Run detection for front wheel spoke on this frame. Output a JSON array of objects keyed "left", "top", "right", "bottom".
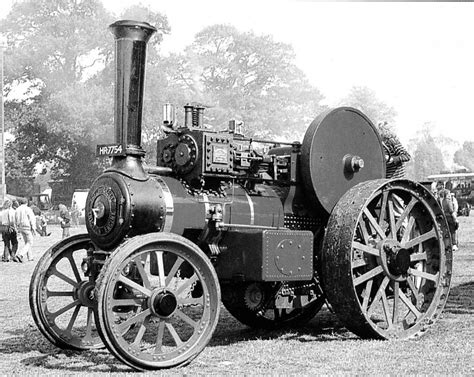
[
  {"left": 66, "top": 254, "right": 82, "bottom": 283},
  {"left": 398, "top": 288, "right": 422, "bottom": 319},
  {"left": 110, "top": 297, "right": 144, "bottom": 308},
  {"left": 154, "top": 320, "right": 165, "bottom": 354},
  {"left": 66, "top": 305, "right": 81, "bottom": 333},
  {"left": 363, "top": 208, "right": 386, "bottom": 239},
  {"left": 117, "top": 275, "right": 152, "bottom": 297},
  {"left": 51, "top": 268, "right": 79, "bottom": 288},
  {"left": 353, "top": 241, "right": 380, "bottom": 257},
  {"left": 155, "top": 251, "right": 166, "bottom": 288},
  {"left": 83, "top": 307, "right": 94, "bottom": 341},
  {"left": 174, "top": 308, "right": 199, "bottom": 329},
  {"left": 132, "top": 317, "right": 149, "bottom": 347},
  {"left": 353, "top": 265, "right": 384, "bottom": 286},
  {"left": 165, "top": 257, "right": 184, "bottom": 286},
  {"left": 165, "top": 322, "right": 184, "bottom": 347},
  {"left": 117, "top": 309, "right": 151, "bottom": 334},
  {"left": 180, "top": 296, "right": 204, "bottom": 307},
  {"left": 133, "top": 256, "right": 151, "bottom": 290},
  {"left": 408, "top": 268, "right": 438, "bottom": 282},
  {"left": 176, "top": 274, "right": 198, "bottom": 297},
  {"left": 403, "top": 229, "right": 436, "bottom": 249},
  {"left": 51, "top": 299, "right": 80, "bottom": 319},
  {"left": 46, "top": 290, "right": 74, "bottom": 298}
]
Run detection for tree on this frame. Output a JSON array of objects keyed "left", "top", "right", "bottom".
[
  {"left": 409, "top": 124, "right": 446, "bottom": 180},
  {"left": 0, "top": 0, "right": 113, "bottom": 92},
  {"left": 339, "top": 86, "right": 397, "bottom": 128},
  {"left": 453, "top": 141, "right": 474, "bottom": 171},
  {"left": 163, "top": 25, "right": 325, "bottom": 140},
  {"left": 0, "top": 1, "right": 170, "bottom": 196}
]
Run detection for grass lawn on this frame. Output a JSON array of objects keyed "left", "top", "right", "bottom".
[{"left": 0, "top": 219, "right": 473, "bottom": 375}]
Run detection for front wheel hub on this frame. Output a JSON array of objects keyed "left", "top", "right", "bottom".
[{"left": 150, "top": 290, "right": 178, "bottom": 318}]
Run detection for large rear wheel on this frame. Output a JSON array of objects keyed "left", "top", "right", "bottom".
[{"left": 322, "top": 179, "right": 452, "bottom": 339}]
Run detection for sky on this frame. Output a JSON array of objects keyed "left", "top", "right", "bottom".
[{"left": 1, "top": 0, "right": 474, "bottom": 146}]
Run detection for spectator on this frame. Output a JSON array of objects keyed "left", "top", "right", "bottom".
[
  {"left": 71, "top": 200, "right": 79, "bottom": 226},
  {"left": 36, "top": 212, "right": 50, "bottom": 236},
  {"left": 28, "top": 198, "right": 41, "bottom": 216},
  {"left": 58, "top": 203, "right": 71, "bottom": 239},
  {"left": 439, "top": 189, "right": 458, "bottom": 251},
  {"left": 1, "top": 199, "right": 18, "bottom": 262},
  {"left": 451, "top": 193, "right": 459, "bottom": 215},
  {"left": 377, "top": 121, "right": 411, "bottom": 179},
  {"left": 15, "top": 197, "right": 36, "bottom": 262}
]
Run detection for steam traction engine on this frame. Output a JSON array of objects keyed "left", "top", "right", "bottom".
[{"left": 29, "top": 20, "right": 453, "bottom": 371}]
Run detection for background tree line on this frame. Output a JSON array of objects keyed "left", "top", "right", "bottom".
[{"left": 1, "top": 0, "right": 472, "bottom": 201}]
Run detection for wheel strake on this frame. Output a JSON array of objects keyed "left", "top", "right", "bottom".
[{"left": 321, "top": 179, "right": 452, "bottom": 339}]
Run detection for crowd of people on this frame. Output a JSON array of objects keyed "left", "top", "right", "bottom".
[{"left": 1, "top": 198, "right": 74, "bottom": 263}]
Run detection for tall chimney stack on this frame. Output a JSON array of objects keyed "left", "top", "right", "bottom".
[{"left": 109, "top": 20, "right": 156, "bottom": 157}]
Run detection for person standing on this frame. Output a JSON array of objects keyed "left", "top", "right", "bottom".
[
  {"left": 440, "top": 189, "right": 459, "bottom": 251},
  {"left": 58, "top": 203, "right": 71, "bottom": 239},
  {"left": 71, "top": 200, "right": 79, "bottom": 227},
  {"left": 1, "top": 199, "right": 18, "bottom": 262},
  {"left": 15, "top": 197, "right": 36, "bottom": 262}
]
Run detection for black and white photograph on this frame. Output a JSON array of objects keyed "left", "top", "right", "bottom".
[{"left": 0, "top": 0, "right": 472, "bottom": 374}]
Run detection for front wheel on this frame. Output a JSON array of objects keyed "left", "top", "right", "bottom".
[
  {"left": 94, "top": 233, "right": 220, "bottom": 371},
  {"left": 29, "top": 234, "right": 103, "bottom": 350}
]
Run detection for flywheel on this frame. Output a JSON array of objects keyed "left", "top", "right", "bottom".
[
  {"left": 301, "top": 107, "right": 385, "bottom": 216},
  {"left": 321, "top": 179, "right": 452, "bottom": 339}
]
